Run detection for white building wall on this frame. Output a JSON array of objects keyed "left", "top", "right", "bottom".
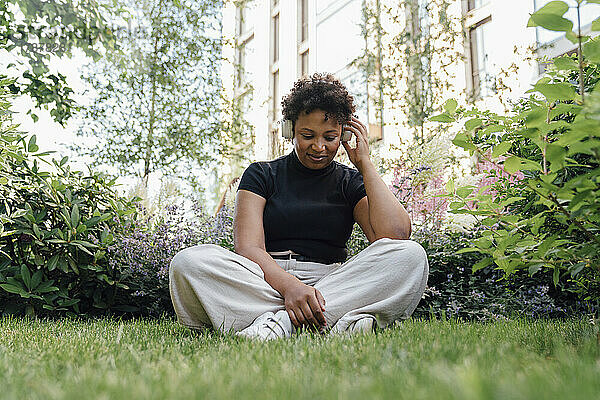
[
  {"left": 223, "top": 0, "right": 599, "bottom": 163},
  {"left": 249, "top": 1, "right": 271, "bottom": 160},
  {"left": 315, "top": 0, "right": 363, "bottom": 75}
]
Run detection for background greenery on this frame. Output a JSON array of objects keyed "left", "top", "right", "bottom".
[
  {"left": 431, "top": 0, "right": 600, "bottom": 304},
  {"left": 1, "top": 0, "right": 599, "bottom": 320}
]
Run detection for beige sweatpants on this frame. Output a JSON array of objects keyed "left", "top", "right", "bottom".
[{"left": 169, "top": 238, "right": 429, "bottom": 333}]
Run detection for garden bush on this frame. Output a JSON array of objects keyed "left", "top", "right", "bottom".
[
  {"left": 413, "top": 230, "right": 593, "bottom": 320},
  {"left": 350, "top": 225, "right": 591, "bottom": 320},
  {"left": 0, "top": 75, "right": 140, "bottom": 316},
  {"left": 428, "top": 2, "right": 600, "bottom": 306},
  {"left": 107, "top": 202, "right": 235, "bottom": 317},
  {"left": 106, "top": 200, "right": 591, "bottom": 319}
]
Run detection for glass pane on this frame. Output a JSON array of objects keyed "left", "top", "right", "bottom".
[
  {"left": 418, "top": 0, "right": 430, "bottom": 34},
  {"left": 470, "top": 20, "right": 493, "bottom": 97},
  {"left": 315, "top": 0, "right": 362, "bottom": 73},
  {"left": 317, "top": 0, "right": 338, "bottom": 13},
  {"left": 272, "top": 70, "right": 279, "bottom": 118},
  {"left": 468, "top": 0, "right": 491, "bottom": 11},
  {"left": 237, "top": 37, "right": 255, "bottom": 88},
  {"left": 301, "top": 50, "right": 309, "bottom": 76},
  {"left": 300, "top": 0, "right": 308, "bottom": 42},
  {"left": 273, "top": 14, "right": 279, "bottom": 63}
]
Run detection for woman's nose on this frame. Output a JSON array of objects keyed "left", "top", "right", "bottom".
[{"left": 312, "top": 139, "right": 326, "bottom": 151}]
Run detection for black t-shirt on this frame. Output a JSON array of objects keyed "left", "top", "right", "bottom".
[{"left": 237, "top": 151, "right": 367, "bottom": 263}]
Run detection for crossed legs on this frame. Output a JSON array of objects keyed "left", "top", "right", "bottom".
[{"left": 168, "top": 238, "right": 429, "bottom": 334}]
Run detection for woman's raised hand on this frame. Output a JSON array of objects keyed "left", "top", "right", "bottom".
[
  {"left": 281, "top": 278, "right": 327, "bottom": 330},
  {"left": 342, "top": 116, "right": 371, "bottom": 172}
]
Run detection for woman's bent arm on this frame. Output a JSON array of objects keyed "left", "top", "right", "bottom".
[
  {"left": 354, "top": 163, "right": 411, "bottom": 241},
  {"left": 233, "top": 190, "right": 296, "bottom": 294},
  {"left": 344, "top": 116, "right": 411, "bottom": 241},
  {"left": 233, "top": 190, "right": 326, "bottom": 328}
]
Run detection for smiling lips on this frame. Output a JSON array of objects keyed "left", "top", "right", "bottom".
[{"left": 308, "top": 154, "right": 328, "bottom": 162}]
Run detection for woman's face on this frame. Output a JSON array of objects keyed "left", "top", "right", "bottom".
[{"left": 293, "top": 109, "right": 342, "bottom": 169}]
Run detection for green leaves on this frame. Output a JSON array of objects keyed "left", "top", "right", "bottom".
[
  {"left": 503, "top": 156, "right": 541, "bottom": 173},
  {"left": 492, "top": 142, "right": 512, "bottom": 158},
  {"left": 533, "top": 0, "right": 569, "bottom": 16},
  {"left": 21, "top": 265, "right": 31, "bottom": 290},
  {"left": 1, "top": 97, "right": 139, "bottom": 315},
  {"left": 429, "top": 113, "right": 455, "bottom": 123},
  {"left": 73, "top": 0, "right": 230, "bottom": 191},
  {"left": 71, "top": 204, "right": 80, "bottom": 228},
  {"left": 2, "top": 0, "right": 119, "bottom": 125},
  {"left": 553, "top": 56, "right": 579, "bottom": 71},
  {"left": 27, "top": 135, "right": 39, "bottom": 152},
  {"left": 532, "top": 82, "right": 577, "bottom": 102},
  {"left": 465, "top": 118, "right": 483, "bottom": 131},
  {"left": 527, "top": 1, "right": 573, "bottom": 32},
  {"left": 529, "top": 13, "right": 573, "bottom": 32},
  {"left": 546, "top": 144, "right": 567, "bottom": 171},
  {"left": 425, "top": 0, "right": 600, "bottom": 302},
  {"left": 46, "top": 255, "right": 60, "bottom": 272},
  {"left": 583, "top": 38, "right": 600, "bottom": 63},
  {"left": 452, "top": 132, "right": 477, "bottom": 152},
  {"left": 443, "top": 99, "right": 458, "bottom": 113}
]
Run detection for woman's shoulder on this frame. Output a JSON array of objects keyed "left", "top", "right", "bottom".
[
  {"left": 332, "top": 160, "right": 362, "bottom": 179},
  {"left": 246, "top": 153, "right": 289, "bottom": 172}
]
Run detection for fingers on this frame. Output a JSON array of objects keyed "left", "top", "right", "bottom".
[
  {"left": 307, "top": 292, "right": 327, "bottom": 327},
  {"left": 299, "top": 301, "right": 319, "bottom": 328},
  {"left": 287, "top": 308, "right": 300, "bottom": 328},
  {"left": 295, "top": 306, "right": 308, "bottom": 327},
  {"left": 342, "top": 140, "right": 352, "bottom": 153},
  {"left": 350, "top": 115, "right": 367, "bottom": 132},
  {"left": 346, "top": 116, "right": 369, "bottom": 142},
  {"left": 287, "top": 302, "right": 310, "bottom": 327},
  {"left": 283, "top": 282, "right": 327, "bottom": 330},
  {"left": 315, "top": 289, "right": 326, "bottom": 310},
  {"left": 287, "top": 301, "right": 326, "bottom": 329}
]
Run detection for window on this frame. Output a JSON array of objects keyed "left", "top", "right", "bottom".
[
  {"left": 469, "top": 17, "right": 493, "bottom": 98},
  {"left": 297, "top": 0, "right": 309, "bottom": 77},
  {"left": 237, "top": 6, "right": 246, "bottom": 36},
  {"left": 272, "top": 13, "right": 279, "bottom": 63},
  {"left": 299, "top": 0, "right": 308, "bottom": 43},
  {"left": 237, "top": 36, "right": 254, "bottom": 89},
  {"left": 270, "top": 2, "right": 281, "bottom": 124},
  {"left": 272, "top": 70, "right": 279, "bottom": 119},
  {"left": 467, "top": 0, "right": 490, "bottom": 11},
  {"left": 418, "top": 0, "right": 429, "bottom": 34},
  {"left": 235, "top": 2, "right": 254, "bottom": 91},
  {"left": 300, "top": 50, "right": 309, "bottom": 76}
]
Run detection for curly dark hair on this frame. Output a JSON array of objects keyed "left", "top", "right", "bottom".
[{"left": 281, "top": 72, "right": 355, "bottom": 126}]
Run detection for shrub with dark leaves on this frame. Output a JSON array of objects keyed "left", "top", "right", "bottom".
[
  {"left": 412, "top": 230, "right": 595, "bottom": 320},
  {"left": 110, "top": 205, "right": 595, "bottom": 319},
  {"left": 108, "top": 203, "right": 234, "bottom": 317},
  {"left": 351, "top": 225, "right": 594, "bottom": 320}
]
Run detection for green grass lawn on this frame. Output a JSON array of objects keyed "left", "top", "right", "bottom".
[{"left": 0, "top": 317, "right": 598, "bottom": 400}]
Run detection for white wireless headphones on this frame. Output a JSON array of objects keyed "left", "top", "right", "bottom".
[{"left": 280, "top": 119, "right": 352, "bottom": 141}]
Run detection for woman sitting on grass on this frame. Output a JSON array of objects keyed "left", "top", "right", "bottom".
[{"left": 169, "top": 72, "right": 429, "bottom": 340}]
